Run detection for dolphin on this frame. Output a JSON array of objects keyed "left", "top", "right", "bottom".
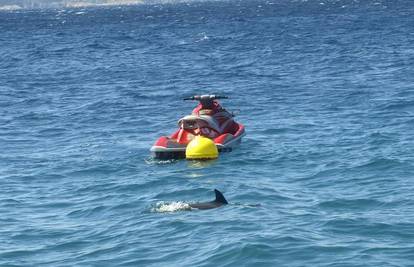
[{"left": 189, "top": 189, "right": 228, "bottom": 210}]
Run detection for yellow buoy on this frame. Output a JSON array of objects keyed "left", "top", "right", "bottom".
[{"left": 186, "top": 136, "right": 218, "bottom": 160}]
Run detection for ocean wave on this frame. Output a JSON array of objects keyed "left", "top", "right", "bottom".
[
  {"left": 351, "top": 157, "right": 404, "bottom": 171},
  {"left": 317, "top": 198, "right": 384, "bottom": 210},
  {"left": 379, "top": 99, "right": 414, "bottom": 112},
  {"left": 2, "top": 0, "right": 414, "bottom": 266}
]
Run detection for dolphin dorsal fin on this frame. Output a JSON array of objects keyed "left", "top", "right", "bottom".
[{"left": 214, "top": 189, "right": 228, "bottom": 204}]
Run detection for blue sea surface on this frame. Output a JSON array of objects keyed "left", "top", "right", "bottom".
[{"left": 1, "top": 0, "right": 414, "bottom": 266}]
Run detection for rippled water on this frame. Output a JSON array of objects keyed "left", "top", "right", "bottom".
[{"left": 1, "top": 0, "right": 414, "bottom": 266}]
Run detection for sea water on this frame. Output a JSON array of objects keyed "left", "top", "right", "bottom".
[{"left": 1, "top": 0, "right": 414, "bottom": 266}]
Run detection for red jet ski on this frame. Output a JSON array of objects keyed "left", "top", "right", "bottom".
[{"left": 150, "top": 95, "right": 245, "bottom": 159}]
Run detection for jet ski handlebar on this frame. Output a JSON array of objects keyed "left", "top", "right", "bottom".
[{"left": 183, "top": 95, "right": 228, "bottom": 101}]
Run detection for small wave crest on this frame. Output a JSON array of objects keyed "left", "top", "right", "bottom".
[
  {"left": 64, "top": 0, "right": 144, "bottom": 8},
  {"left": 0, "top": 5, "right": 22, "bottom": 11},
  {"left": 144, "top": 157, "right": 178, "bottom": 165},
  {"left": 151, "top": 201, "right": 191, "bottom": 213}
]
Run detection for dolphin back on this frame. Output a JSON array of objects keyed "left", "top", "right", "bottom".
[
  {"left": 214, "top": 189, "right": 228, "bottom": 204},
  {"left": 188, "top": 189, "right": 229, "bottom": 210}
]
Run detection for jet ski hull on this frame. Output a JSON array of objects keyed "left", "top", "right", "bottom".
[{"left": 151, "top": 124, "right": 245, "bottom": 160}]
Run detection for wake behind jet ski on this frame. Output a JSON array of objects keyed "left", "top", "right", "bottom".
[{"left": 150, "top": 95, "right": 245, "bottom": 160}]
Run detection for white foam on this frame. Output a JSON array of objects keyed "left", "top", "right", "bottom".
[
  {"left": 0, "top": 5, "right": 23, "bottom": 11},
  {"left": 64, "top": 0, "right": 144, "bottom": 8},
  {"left": 2, "top": 0, "right": 219, "bottom": 10},
  {"left": 152, "top": 201, "right": 192, "bottom": 213},
  {"left": 144, "top": 156, "right": 179, "bottom": 165}
]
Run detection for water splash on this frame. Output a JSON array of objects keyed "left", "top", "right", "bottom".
[{"left": 151, "top": 201, "right": 192, "bottom": 212}]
